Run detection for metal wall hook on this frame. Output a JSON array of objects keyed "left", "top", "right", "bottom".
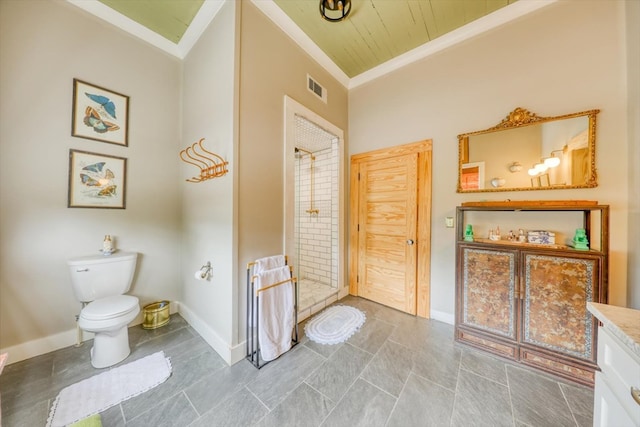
[{"left": 179, "top": 138, "right": 229, "bottom": 183}]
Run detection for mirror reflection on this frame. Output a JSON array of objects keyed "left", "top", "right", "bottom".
[{"left": 457, "top": 108, "right": 599, "bottom": 192}]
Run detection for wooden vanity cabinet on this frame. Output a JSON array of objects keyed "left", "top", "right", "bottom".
[{"left": 455, "top": 201, "right": 609, "bottom": 386}]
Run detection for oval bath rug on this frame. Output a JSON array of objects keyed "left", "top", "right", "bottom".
[{"left": 305, "top": 305, "right": 366, "bottom": 345}]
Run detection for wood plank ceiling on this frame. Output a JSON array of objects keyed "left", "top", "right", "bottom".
[
  {"left": 98, "top": 0, "right": 205, "bottom": 44},
  {"left": 275, "top": 0, "right": 517, "bottom": 78},
  {"left": 97, "top": 0, "right": 516, "bottom": 78}
]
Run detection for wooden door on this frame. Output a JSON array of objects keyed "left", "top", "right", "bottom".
[{"left": 349, "top": 140, "right": 432, "bottom": 317}]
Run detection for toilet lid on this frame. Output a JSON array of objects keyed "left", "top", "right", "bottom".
[{"left": 82, "top": 295, "right": 139, "bottom": 321}]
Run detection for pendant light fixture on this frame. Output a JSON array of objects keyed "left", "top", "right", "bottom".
[{"left": 320, "top": 0, "right": 351, "bottom": 22}]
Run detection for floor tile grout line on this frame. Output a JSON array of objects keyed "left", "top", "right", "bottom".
[
  {"left": 383, "top": 368, "right": 411, "bottom": 427},
  {"left": 449, "top": 347, "right": 464, "bottom": 427},
  {"left": 181, "top": 389, "right": 201, "bottom": 419},
  {"left": 505, "top": 362, "right": 518, "bottom": 427},
  {"left": 302, "top": 379, "right": 340, "bottom": 426},
  {"left": 358, "top": 375, "right": 400, "bottom": 403},
  {"left": 244, "top": 384, "right": 272, "bottom": 425},
  {"left": 117, "top": 404, "right": 126, "bottom": 425},
  {"left": 312, "top": 340, "right": 380, "bottom": 426},
  {"left": 558, "top": 381, "right": 581, "bottom": 427}
]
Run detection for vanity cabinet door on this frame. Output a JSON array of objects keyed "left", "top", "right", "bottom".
[
  {"left": 520, "top": 252, "right": 600, "bottom": 363},
  {"left": 457, "top": 246, "right": 518, "bottom": 341}
]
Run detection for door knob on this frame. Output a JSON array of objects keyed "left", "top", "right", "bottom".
[{"left": 407, "top": 239, "right": 414, "bottom": 245}]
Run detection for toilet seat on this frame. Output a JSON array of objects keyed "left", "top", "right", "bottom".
[{"left": 82, "top": 295, "right": 139, "bottom": 321}]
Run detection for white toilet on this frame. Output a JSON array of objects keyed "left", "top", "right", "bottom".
[{"left": 68, "top": 251, "right": 140, "bottom": 368}]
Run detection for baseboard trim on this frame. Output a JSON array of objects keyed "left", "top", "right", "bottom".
[
  {"left": 177, "top": 302, "right": 239, "bottom": 365},
  {"left": 0, "top": 300, "right": 180, "bottom": 365},
  {"left": 430, "top": 309, "right": 455, "bottom": 325},
  {"left": 0, "top": 327, "right": 94, "bottom": 365}
]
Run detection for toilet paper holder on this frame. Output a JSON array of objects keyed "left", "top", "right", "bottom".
[{"left": 197, "top": 261, "right": 212, "bottom": 280}]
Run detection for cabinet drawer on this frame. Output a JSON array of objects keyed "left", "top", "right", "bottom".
[
  {"left": 594, "top": 372, "right": 639, "bottom": 427},
  {"left": 520, "top": 347, "right": 595, "bottom": 386},
  {"left": 597, "top": 326, "right": 640, "bottom": 421}
]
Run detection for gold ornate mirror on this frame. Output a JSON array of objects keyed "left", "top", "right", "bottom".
[{"left": 457, "top": 108, "right": 599, "bottom": 193}]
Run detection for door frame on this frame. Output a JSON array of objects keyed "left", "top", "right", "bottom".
[
  {"left": 283, "top": 96, "right": 348, "bottom": 299},
  {"left": 349, "top": 140, "right": 432, "bottom": 318}
]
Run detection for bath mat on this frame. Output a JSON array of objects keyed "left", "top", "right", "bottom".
[
  {"left": 46, "top": 351, "right": 172, "bottom": 427},
  {"left": 305, "top": 305, "right": 366, "bottom": 345}
]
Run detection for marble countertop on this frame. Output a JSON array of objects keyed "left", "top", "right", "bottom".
[{"left": 587, "top": 302, "right": 640, "bottom": 358}]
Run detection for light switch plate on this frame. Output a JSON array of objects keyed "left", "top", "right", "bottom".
[{"left": 445, "top": 217, "right": 454, "bottom": 228}]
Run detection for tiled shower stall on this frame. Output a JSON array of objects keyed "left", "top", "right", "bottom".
[{"left": 293, "top": 115, "right": 339, "bottom": 319}]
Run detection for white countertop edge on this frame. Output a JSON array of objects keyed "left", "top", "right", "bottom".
[{"left": 588, "top": 302, "right": 640, "bottom": 358}]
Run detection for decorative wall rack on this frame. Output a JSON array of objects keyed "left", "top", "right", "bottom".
[{"left": 179, "top": 138, "right": 228, "bottom": 183}]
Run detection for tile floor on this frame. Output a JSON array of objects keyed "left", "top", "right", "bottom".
[{"left": 0, "top": 296, "right": 594, "bottom": 426}]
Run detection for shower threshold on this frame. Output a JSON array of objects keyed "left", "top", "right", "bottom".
[{"left": 298, "top": 279, "right": 338, "bottom": 322}]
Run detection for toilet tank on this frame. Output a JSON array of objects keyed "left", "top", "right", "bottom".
[{"left": 68, "top": 252, "right": 138, "bottom": 302}]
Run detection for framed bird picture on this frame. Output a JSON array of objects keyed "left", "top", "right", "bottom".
[
  {"left": 68, "top": 149, "right": 127, "bottom": 209},
  {"left": 71, "top": 79, "right": 129, "bottom": 146}
]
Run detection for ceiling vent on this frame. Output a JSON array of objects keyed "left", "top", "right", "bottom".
[{"left": 307, "top": 74, "right": 327, "bottom": 103}]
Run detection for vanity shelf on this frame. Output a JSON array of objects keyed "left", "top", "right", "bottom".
[{"left": 455, "top": 200, "right": 609, "bottom": 386}]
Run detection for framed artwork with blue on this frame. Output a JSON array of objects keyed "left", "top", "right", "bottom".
[
  {"left": 72, "top": 79, "right": 129, "bottom": 146},
  {"left": 68, "top": 149, "right": 127, "bottom": 209}
]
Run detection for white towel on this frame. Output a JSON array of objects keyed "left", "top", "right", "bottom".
[
  {"left": 256, "top": 266, "right": 294, "bottom": 362},
  {"left": 255, "top": 255, "right": 286, "bottom": 275},
  {"left": 250, "top": 255, "right": 286, "bottom": 327}
]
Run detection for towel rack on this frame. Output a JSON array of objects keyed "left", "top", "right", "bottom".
[
  {"left": 179, "top": 138, "right": 228, "bottom": 183},
  {"left": 246, "top": 260, "right": 299, "bottom": 369}
]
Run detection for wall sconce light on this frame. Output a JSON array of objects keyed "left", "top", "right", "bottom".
[
  {"left": 509, "top": 162, "right": 523, "bottom": 173},
  {"left": 529, "top": 160, "right": 550, "bottom": 174},
  {"left": 528, "top": 163, "right": 548, "bottom": 176},
  {"left": 491, "top": 177, "right": 506, "bottom": 188},
  {"left": 543, "top": 149, "right": 564, "bottom": 168},
  {"left": 319, "top": 0, "right": 351, "bottom": 22}
]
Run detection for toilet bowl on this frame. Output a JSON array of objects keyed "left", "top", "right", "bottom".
[
  {"left": 79, "top": 295, "right": 140, "bottom": 368},
  {"left": 68, "top": 252, "right": 139, "bottom": 368}
]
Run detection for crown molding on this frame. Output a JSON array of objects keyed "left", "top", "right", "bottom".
[
  {"left": 66, "top": 0, "right": 225, "bottom": 59},
  {"left": 178, "top": 1, "right": 225, "bottom": 58},
  {"left": 67, "top": 0, "right": 557, "bottom": 88}
]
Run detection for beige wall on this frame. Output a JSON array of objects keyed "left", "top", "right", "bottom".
[
  {"left": 180, "top": 1, "right": 239, "bottom": 360},
  {"left": 237, "top": 2, "right": 348, "bottom": 346},
  {"left": 0, "top": 0, "right": 182, "bottom": 359},
  {"left": 349, "top": 0, "right": 632, "bottom": 319},
  {"left": 626, "top": 0, "right": 640, "bottom": 309}
]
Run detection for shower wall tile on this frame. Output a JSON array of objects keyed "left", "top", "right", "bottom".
[{"left": 295, "top": 147, "right": 338, "bottom": 288}]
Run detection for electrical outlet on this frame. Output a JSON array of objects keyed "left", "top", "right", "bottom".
[{"left": 445, "top": 217, "right": 454, "bottom": 228}]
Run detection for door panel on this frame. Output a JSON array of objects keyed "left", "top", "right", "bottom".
[
  {"left": 357, "top": 153, "right": 418, "bottom": 314},
  {"left": 522, "top": 252, "right": 598, "bottom": 361}
]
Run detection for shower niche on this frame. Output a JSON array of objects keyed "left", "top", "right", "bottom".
[{"left": 284, "top": 98, "right": 344, "bottom": 320}]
